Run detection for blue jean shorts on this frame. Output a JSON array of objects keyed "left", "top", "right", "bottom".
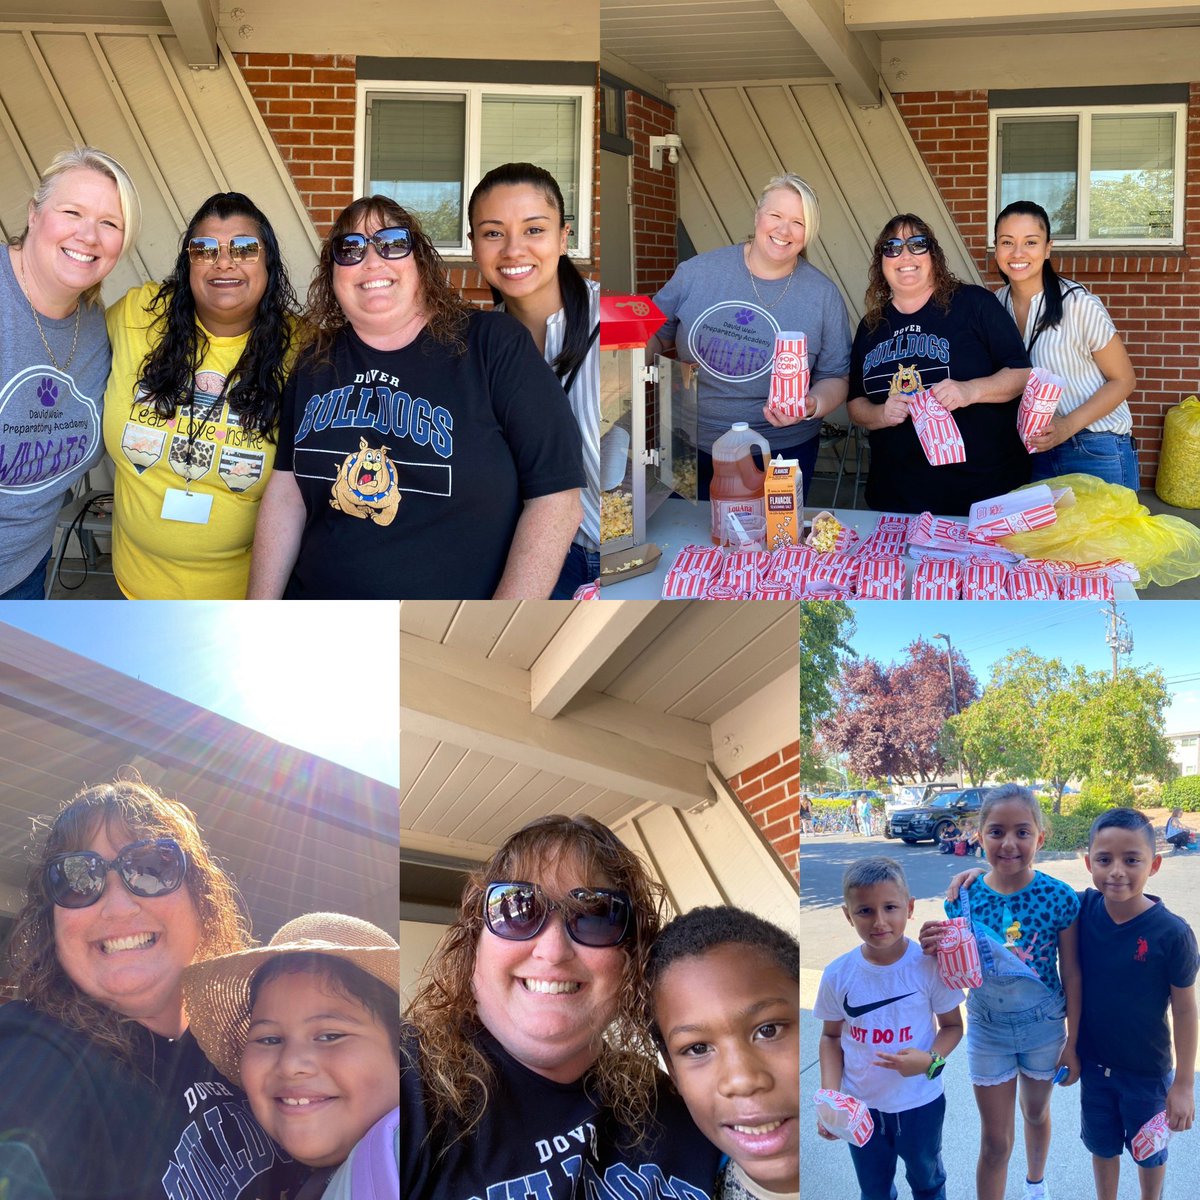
[
  {"left": 966, "top": 974, "right": 1067, "bottom": 1086},
  {"left": 1029, "top": 429, "right": 1139, "bottom": 490},
  {"left": 1080, "top": 1059, "right": 1173, "bottom": 1169}
]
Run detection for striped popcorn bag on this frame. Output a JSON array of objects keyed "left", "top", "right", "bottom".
[
  {"left": 814, "top": 1089, "right": 874, "bottom": 1146},
  {"left": 908, "top": 389, "right": 967, "bottom": 465},
  {"left": 1018, "top": 369, "right": 1065, "bottom": 452},
  {"left": 767, "top": 331, "right": 810, "bottom": 418},
  {"left": 936, "top": 917, "right": 983, "bottom": 988},
  {"left": 1132, "top": 1112, "right": 1173, "bottom": 1163}
]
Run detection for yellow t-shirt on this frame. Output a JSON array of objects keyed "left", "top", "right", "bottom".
[{"left": 103, "top": 282, "right": 290, "bottom": 599}]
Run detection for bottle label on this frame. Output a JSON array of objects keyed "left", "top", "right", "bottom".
[{"left": 711, "top": 497, "right": 764, "bottom": 543}]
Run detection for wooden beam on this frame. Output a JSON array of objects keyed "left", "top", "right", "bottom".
[
  {"left": 529, "top": 602, "right": 664, "bottom": 719},
  {"left": 848, "top": 0, "right": 1200, "bottom": 31},
  {"left": 161, "top": 0, "right": 215, "bottom": 66},
  {"left": 400, "top": 658, "right": 714, "bottom": 811},
  {"left": 776, "top": 0, "right": 881, "bottom": 108},
  {"left": 882, "top": 26, "right": 1200, "bottom": 90}
]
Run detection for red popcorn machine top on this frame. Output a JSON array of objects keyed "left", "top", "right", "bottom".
[{"left": 600, "top": 293, "right": 698, "bottom": 557}]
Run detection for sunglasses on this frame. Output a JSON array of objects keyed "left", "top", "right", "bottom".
[
  {"left": 45, "top": 838, "right": 188, "bottom": 909},
  {"left": 187, "top": 235, "right": 262, "bottom": 265},
  {"left": 483, "top": 881, "right": 631, "bottom": 947},
  {"left": 881, "top": 235, "right": 931, "bottom": 258},
  {"left": 331, "top": 227, "right": 412, "bottom": 266}
]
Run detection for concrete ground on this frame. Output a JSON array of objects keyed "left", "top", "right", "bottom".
[
  {"left": 45, "top": 551, "right": 122, "bottom": 599},
  {"left": 801, "top": 832, "right": 1200, "bottom": 1198},
  {"left": 807, "top": 434, "right": 1200, "bottom": 599}
]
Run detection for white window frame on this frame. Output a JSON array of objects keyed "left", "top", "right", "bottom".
[
  {"left": 987, "top": 103, "right": 1187, "bottom": 248},
  {"left": 354, "top": 79, "right": 595, "bottom": 260}
]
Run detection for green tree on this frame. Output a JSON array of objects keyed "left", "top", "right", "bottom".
[
  {"left": 947, "top": 651, "right": 1173, "bottom": 812},
  {"left": 948, "top": 650, "right": 1078, "bottom": 803},
  {"left": 799, "top": 601, "right": 856, "bottom": 748},
  {"left": 1073, "top": 665, "right": 1174, "bottom": 790}
]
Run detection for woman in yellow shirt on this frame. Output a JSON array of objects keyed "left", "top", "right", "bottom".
[{"left": 103, "top": 192, "right": 299, "bottom": 598}]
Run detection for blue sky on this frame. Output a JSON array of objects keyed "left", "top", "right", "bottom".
[
  {"left": 839, "top": 601, "right": 1200, "bottom": 734},
  {"left": 0, "top": 602, "right": 398, "bottom": 785}
]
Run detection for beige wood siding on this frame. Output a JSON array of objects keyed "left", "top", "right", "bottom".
[
  {"left": 670, "top": 81, "right": 981, "bottom": 321},
  {"left": 0, "top": 26, "right": 318, "bottom": 305}
]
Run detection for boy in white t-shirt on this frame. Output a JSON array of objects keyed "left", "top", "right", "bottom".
[{"left": 814, "top": 857, "right": 964, "bottom": 1200}]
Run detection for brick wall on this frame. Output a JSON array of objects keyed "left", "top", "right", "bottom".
[
  {"left": 627, "top": 89, "right": 678, "bottom": 296},
  {"left": 727, "top": 739, "right": 801, "bottom": 880},
  {"left": 895, "top": 86, "right": 1200, "bottom": 483},
  {"left": 235, "top": 53, "right": 598, "bottom": 307},
  {"left": 233, "top": 52, "right": 357, "bottom": 237}
]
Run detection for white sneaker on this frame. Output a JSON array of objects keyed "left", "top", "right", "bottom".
[{"left": 1023, "top": 1181, "right": 1047, "bottom": 1200}]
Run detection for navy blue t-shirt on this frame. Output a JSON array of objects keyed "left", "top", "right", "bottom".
[
  {"left": 275, "top": 312, "right": 584, "bottom": 598},
  {"left": 401, "top": 1025, "right": 721, "bottom": 1200},
  {"left": 1077, "top": 888, "right": 1199, "bottom": 1075},
  {"left": 850, "top": 284, "right": 1031, "bottom": 515}
]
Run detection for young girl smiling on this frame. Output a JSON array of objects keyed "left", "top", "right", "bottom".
[{"left": 925, "top": 785, "right": 1081, "bottom": 1200}]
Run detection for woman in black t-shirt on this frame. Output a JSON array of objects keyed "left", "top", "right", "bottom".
[
  {"left": 247, "top": 196, "right": 584, "bottom": 599},
  {"left": 848, "top": 214, "right": 1032, "bottom": 515},
  {"left": 402, "top": 815, "right": 723, "bottom": 1199},
  {"left": 0, "top": 777, "right": 305, "bottom": 1200}
]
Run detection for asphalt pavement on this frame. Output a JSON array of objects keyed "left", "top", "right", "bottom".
[{"left": 800, "top": 832, "right": 1200, "bottom": 1198}]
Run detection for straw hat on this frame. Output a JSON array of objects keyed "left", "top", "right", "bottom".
[{"left": 182, "top": 912, "right": 399, "bottom": 1088}]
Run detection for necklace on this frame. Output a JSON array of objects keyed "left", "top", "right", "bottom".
[
  {"left": 18, "top": 249, "right": 80, "bottom": 372},
  {"left": 744, "top": 244, "right": 797, "bottom": 310}
]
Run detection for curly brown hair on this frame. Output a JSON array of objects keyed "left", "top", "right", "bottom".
[
  {"left": 404, "top": 815, "right": 669, "bottom": 1145},
  {"left": 863, "top": 213, "right": 962, "bottom": 331},
  {"left": 298, "top": 196, "right": 469, "bottom": 363},
  {"left": 7, "top": 775, "right": 252, "bottom": 1072}
]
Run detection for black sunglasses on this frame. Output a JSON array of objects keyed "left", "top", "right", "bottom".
[
  {"left": 188, "top": 235, "right": 261, "bottom": 264},
  {"left": 483, "top": 881, "right": 631, "bottom": 948},
  {"left": 331, "top": 226, "right": 412, "bottom": 266},
  {"left": 45, "top": 838, "right": 188, "bottom": 909},
  {"left": 881, "top": 235, "right": 931, "bottom": 258}
]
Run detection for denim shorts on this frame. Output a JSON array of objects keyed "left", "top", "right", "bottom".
[
  {"left": 1029, "top": 429, "right": 1139, "bottom": 490},
  {"left": 1080, "top": 1059, "right": 1173, "bottom": 1169},
  {"left": 965, "top": 974, "right": 1067, "bottom": 1086}
]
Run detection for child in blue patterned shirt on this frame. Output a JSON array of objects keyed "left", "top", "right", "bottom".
[{"left": 922, "top": 785, "right": 1080, "bottom": 1200}]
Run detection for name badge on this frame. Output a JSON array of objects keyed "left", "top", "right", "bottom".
[{"left": 161, "top": 488, "right": 213, "bottom": 524}]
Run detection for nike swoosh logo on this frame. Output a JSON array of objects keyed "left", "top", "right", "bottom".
[{"left": 843, "top": 990, "right": 917, "bottom": 1018}]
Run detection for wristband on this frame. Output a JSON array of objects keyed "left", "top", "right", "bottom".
[{"left": 926, "top": 1053, "right": 947, "bottom": 1080}]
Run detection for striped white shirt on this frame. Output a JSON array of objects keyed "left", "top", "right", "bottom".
[
  {"left": 998, "top": 278, "right": 1132, "bottom": 435},
  {"left": 502, "top": 278, "right": 599, "bottom": 552}
]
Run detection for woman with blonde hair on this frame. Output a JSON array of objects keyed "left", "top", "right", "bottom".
[
  {"left": 1, "top": 146, "right": 140, "bottom": 598},
  {"left": 402, "top": 814, "right": 722, "bottom": 1195},
  {"left": 0, "top": 778, "right": 305, "bottom": 1200},
  {"left": 648, "top": 172, "right": 851, "bottom": 500}
]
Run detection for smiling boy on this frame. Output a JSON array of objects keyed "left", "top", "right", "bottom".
[
  {"left": 814, "top": 857, "right": 963, "bottom": 1200},
  {"left": 1077, "top": 809, "right": 1199, "bottom": 1200},
  {"left": 648, "top": 906, "right": 800, "bottom": 1200}
]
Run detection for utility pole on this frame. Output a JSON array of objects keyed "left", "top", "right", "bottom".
[
  {"left": 1103, "top": 600, "right": 1133, "bottom": 681},
  {"left": 933, "top": 632, "right": 962, "bottom": 785}
]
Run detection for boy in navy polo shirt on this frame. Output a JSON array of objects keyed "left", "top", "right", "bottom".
[{"left": 1077, "top": 808, "right": 1199, "bottom": 1199}]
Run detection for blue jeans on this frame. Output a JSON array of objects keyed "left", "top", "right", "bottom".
[
  {"left": 848, "top": 1093, "right": 947, "bottom": 1200},
  {"left": 550, "top": 543, "right": 600, "bottom": 599},
  {"left": 0, "top": 549, "right": 51, "bottom": 600},
  {"left": 1030, "top": 430, "right": 1139, "bottom": 489}
]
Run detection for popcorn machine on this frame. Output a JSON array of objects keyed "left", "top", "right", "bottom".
[{"left": 599, "top": 293, "right": 698, "bottom": 560}]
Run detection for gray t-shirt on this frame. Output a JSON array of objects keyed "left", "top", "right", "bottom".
[
  {"left": 653, "top": 242, "right": 852, "bottom": 452},
  {"left": 0, "top": 249, "right": 109, "bottom": 591}
]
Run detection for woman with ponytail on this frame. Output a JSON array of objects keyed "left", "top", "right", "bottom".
[
  {"left": 994, "top": 201, "right": 1138, "bottom": 487},
  {"left": 469, "top": 164, "right": 598, "bottom": 597}
]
